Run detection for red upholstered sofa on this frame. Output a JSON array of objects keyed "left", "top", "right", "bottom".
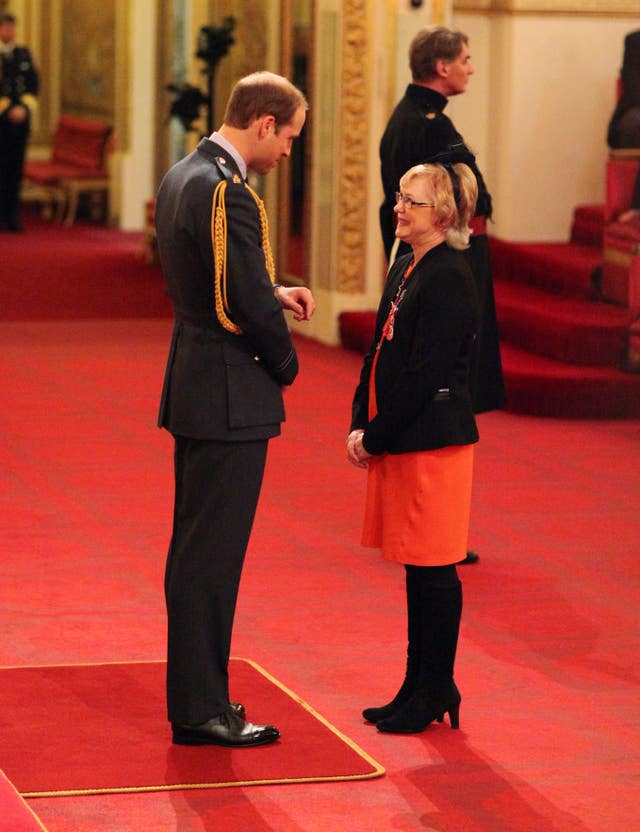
[{"left": 24, "top": 115, "right": 113, "bottom": 226}]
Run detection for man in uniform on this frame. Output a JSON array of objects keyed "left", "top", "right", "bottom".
[
  {"left": 155, "top": 71, "right": 315, "bottom": 747},
  {"left": 379, "top": 25, "right": 504, "bottom": 418},
  {"left": 0, "top": 13, "right": 38, "bottom": 232},
  {"left": 608, "top": 29, "right": 640, "bottom": 149}
]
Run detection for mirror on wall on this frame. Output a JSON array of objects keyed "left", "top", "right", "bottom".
[{"left": 278, "top": 0, "right": 312, "bottom": 286}]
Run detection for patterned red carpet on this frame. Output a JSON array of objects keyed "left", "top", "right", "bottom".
[
  {"left": 0, "top": 210, "right": 171, "bottom": 320},
  {"left": 1, "top": 220, "right": 639, "bottom": 830}
]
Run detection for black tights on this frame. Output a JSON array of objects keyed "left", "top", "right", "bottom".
[
  {"left": 404, "top": 563, "right": 462, "bottom": 699},
  {"left": 405, "top": 563, "right": 460, "bottom": 589}
]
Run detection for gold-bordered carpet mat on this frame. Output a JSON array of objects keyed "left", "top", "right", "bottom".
[{"left": 0, "top": 658, "right": 384, "bottom": 797}]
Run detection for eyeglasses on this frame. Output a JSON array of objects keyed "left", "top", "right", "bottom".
[{"left": 395, "top": 192, "right": 435, "bottom": 209}]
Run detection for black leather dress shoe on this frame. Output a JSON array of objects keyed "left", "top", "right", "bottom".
[
  {"left": 458, "top": 550, "right": 479, "bottom": 565},
  {"left": 172, "top": 706, "right": 279, "bottom": 747}
]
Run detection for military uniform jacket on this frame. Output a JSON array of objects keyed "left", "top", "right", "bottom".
[
  {"left": 0, "top": 45, "right": 38, "bottom": 121},
  {"left": 351, "top": 242, "right": 479, "bottom": 456},
  {"left": 155, "top": 138, "right": 298, "bottom": 441},
  {"left": 379, "top": 84, "right": 492, "bottom": 257}
]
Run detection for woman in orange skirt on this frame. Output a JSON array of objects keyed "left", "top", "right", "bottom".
[{"left": 347, "top": 157, "right": 479, "bottom": 734}]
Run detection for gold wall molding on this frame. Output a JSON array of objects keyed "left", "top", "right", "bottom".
[
  {"left": 453, "top": 0, "right": 640, "bottom": 15},
  {"left": 336, "top": 0, "right": 369, "bottom": 293},
  {"left": 114, "top": 0, "right": 130, "bottom": 153},
  {"left": 25, "top": 0, "right": 59, "bottom": 145}
]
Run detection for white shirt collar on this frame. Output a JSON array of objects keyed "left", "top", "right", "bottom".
[{"left": 209, "top": 131, "right": 247, "bottom": 181}]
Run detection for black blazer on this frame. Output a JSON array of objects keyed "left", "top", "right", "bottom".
[
  {"left": 155, "top": 138, "right": 298, "bottom": 441},
  {"left": 351, "top": 243, "right": 479, "bottom": 455}
]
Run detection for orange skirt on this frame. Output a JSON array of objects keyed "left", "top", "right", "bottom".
[{"left": 361, "top": 445, "right": 474, "bottom": 566}]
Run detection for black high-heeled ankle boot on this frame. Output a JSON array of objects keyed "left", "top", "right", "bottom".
[
  {"left": 362, "top": 673, "right": 416, "bottom": 724},
  {"left": 376, "top": 683, "right": 461, "bottom": 734}
]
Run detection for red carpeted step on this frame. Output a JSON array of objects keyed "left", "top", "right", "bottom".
[
  {"left": 490, "top": 237, "right": 602, "bottom": 298},
  {"left": 570, "top": 203, "right": 605, "bottom": 248},
  {"left": 494, "top": 278, "right": 633, "bottom": 366},
  {"left": 338, "top": 310, "right": 375, "bottom": 354},
  {"left": 500, "top": 342, "right": 640, "bottom": 418}
]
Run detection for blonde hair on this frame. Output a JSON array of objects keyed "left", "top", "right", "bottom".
[{"left": 399, "top": 162, "right": 478, "bottom": 250}]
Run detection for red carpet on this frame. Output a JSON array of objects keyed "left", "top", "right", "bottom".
[
  {"left": 0, "top": 320, "right": 638, "bottom": 830},
  {"left": 0, "top": 658, "right": 382, "bottom": 797},
  {"left": 0, "top": 210, "right": 171, "bottom": 320},
  {"left": 0, "top": 770, "right": 46, "bottom": 832},
  {"left": 1, "top": 222, "right": 640, "bottom": 830}
]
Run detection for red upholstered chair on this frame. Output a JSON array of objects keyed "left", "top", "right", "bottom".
[
  {"left": 604, "top": 153, "right": 640, "bottom": 222},
  {"left": 602, "top": 151, "right": 640, "bottom": 310},
  {"left": 24, "top": 115, "right": 113, "bottom": 226}
]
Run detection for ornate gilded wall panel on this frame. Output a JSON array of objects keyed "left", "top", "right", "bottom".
[
  {"left": 336, "top": 0, "right": 369, "bottom": 293},
  {"left": 454, "top": 0, "right": 639, "bottom": 14}
]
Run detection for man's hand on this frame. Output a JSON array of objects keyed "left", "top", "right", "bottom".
[{"left": 275, "top": 285, "right": 316, "bottom": 321}]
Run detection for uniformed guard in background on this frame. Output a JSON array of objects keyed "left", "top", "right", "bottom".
[{"left": 0, "top": 12, "right": 38, "bottom": 232}]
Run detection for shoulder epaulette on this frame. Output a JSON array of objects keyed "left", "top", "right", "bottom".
[{"left": 211, "top": 175, "right": 276, "bottom": 335}]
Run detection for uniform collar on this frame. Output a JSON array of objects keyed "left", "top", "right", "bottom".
[
  {"left": 208, "top": 131, "right": 247, "bottom": 180},
  {"left": 405, "top": 84, "right": 449, "bottom": 113}
]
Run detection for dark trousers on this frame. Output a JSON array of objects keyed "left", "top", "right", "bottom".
[
  {"left": 164, "top": 435, "right": 268, "bottom": 724},
  {"left": 0, "top": 119, "right": 28, "bottom": 229}
]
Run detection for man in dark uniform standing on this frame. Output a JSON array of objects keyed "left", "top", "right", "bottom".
[
  {"left": 155, "top": 71, "right": 315, "bottom": 747},
  {"left": 608, "top": 29, "right": 640, "bottom": 149},
  {"left": 379, "top": 25, "right": 504, "bottom": 418},
  {"left": 0, "top": 13, "right": 38, "bottom": 232}
]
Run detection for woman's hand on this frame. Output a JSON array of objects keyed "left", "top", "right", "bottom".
[{"left": 346, "top": 429, "right": 371, "bottom": 468}]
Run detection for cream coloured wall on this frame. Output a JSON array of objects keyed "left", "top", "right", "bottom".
[
  {"left": 118, "top": 1, "right": 158, "bottom": 230},
  {"left": 449, "top": 12, "right": 638, "bottom": 241}
]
